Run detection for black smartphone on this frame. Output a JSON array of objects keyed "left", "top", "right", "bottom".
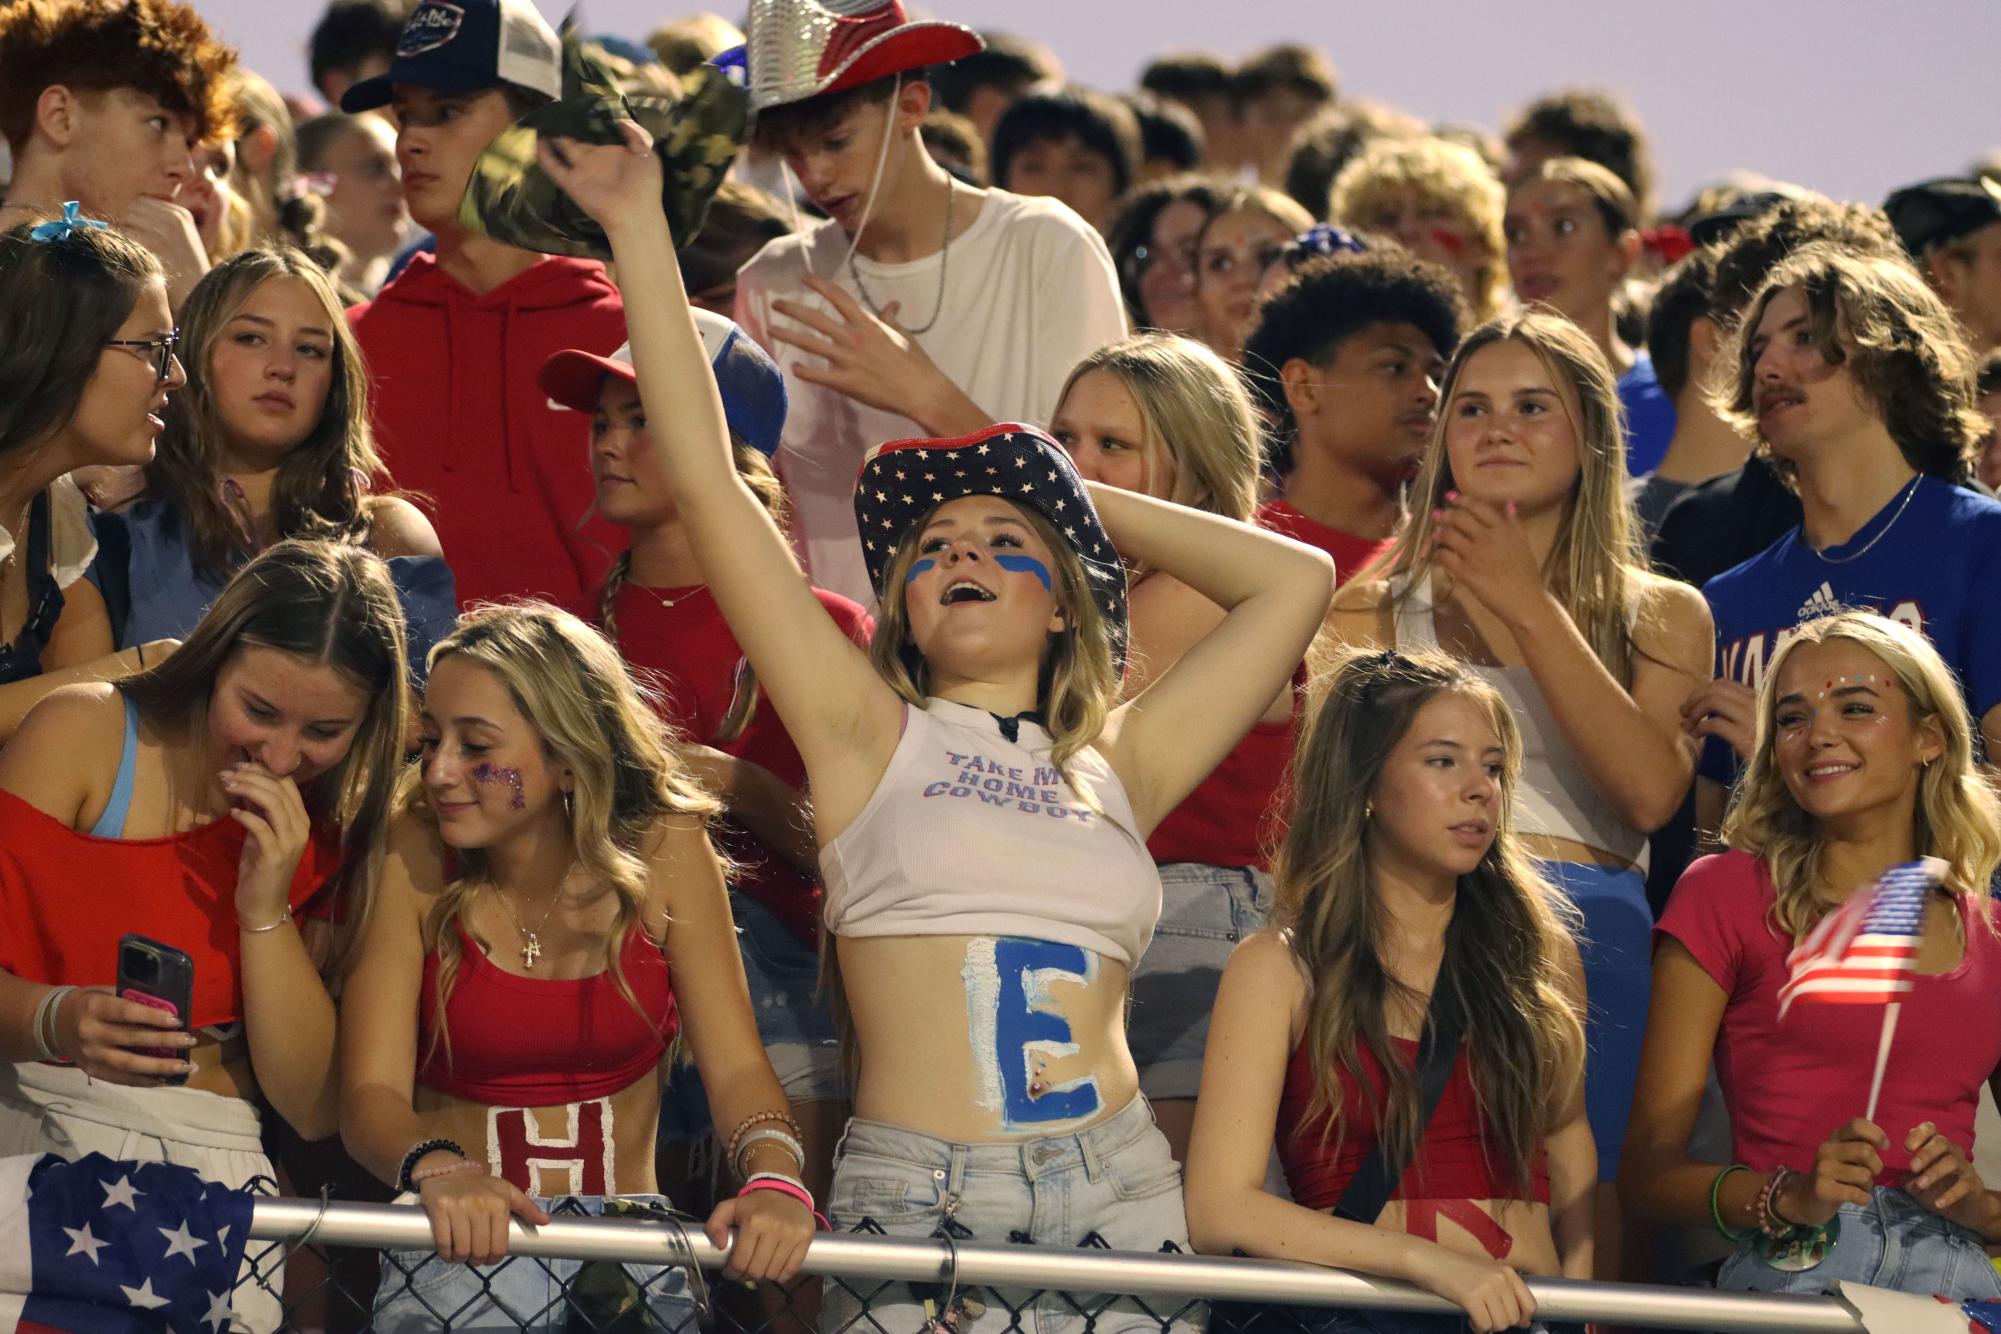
[{"left": 115, "top": 934, "right": 195, "bottom": 1086}]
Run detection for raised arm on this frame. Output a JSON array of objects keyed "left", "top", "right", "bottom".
[
  {"left": 539, "top": 128, "right": 901, "bottom": 836},
  {"left": 1092, "top": 484, "right": 1333, "bottom": 834}
]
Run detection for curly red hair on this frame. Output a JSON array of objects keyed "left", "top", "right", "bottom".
[{"left": 0, "top": 0, "right": 238, "bottom": 153}]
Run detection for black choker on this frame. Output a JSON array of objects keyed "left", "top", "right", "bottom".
[{"left": 989, "top": 709, "right": 1046, "bottom": 744}]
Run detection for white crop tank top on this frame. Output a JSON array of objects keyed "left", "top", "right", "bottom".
[
  {"left": 819, "top": 697, "right": 1163, "bottom": 967},
  {"left": 1392, "top": 574, "right": 1648, "bottom": 870}
]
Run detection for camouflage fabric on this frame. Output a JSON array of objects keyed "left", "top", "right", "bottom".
[{"left": 459, "top": 22, "right": 748, "bottom": 261}]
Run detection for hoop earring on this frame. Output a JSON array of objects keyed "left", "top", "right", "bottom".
[
  {"left": 1364, "top": 801, "right": 1374, "bottom": 820},
  {"left": 562, "top": 789, "right": 574, "bottom": 823}
]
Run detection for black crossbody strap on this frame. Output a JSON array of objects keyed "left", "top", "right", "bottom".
[{"left": 1332, "top": 971, "right": 1466, "bottom": 1223}]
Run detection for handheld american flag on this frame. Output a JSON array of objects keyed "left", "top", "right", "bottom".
[{"left": 1778, "top": 856, "right": 1944, "bottom": 1121}]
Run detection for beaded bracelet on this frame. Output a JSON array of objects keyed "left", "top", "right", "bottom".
[
  {"left": 733, "top": 1126, "right": 805, "bottom": 1177},
  {"left": 411, "top": 1159, "right": 483, "bottom": 1186},
  {"left": 1709, "top": 1164, "right": 1755, "bottom": 1241},
  {"left": 725, "top": 1109, "right": 802, "bottom": 1165},
  {"left": 1757, "top": 1167, "right": 1795, "bottom": 1239},
  {"left": 398, "top": 1138, "right": 468, "bottom": 1194}
]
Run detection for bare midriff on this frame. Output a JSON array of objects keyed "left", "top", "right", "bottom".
[
  {"left": 1375, "top": 1197, "right": 1559, "bottom": 1273},
  {"left": 406, "top": 1073, "right": 666, "bottom": 1198},
  {"left": 841, "top": 933, "right": 1139, "bottom": 1142}
]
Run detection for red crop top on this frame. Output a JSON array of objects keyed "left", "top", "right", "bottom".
[
  {"left": 417, "top": 922, "right": 678, "bottom": 1106},
  {"left": 1277, "top": 1035, "right": 1549, "bottom": 1207},
  {"left": 0, "top": 790, "right": 346, "bottom": 1029}
]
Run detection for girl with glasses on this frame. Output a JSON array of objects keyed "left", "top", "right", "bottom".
[{"left": 0, "top": 214, "right": 186, "bottom": 740}]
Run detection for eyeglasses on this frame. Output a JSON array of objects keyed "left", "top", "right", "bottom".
[{"left": 105, "top": 330, "right": 180, "bottom": 382}]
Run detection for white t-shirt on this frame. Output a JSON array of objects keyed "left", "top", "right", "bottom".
[{"left": 734, "top": 189, "right": 1128, "bottom": 606}]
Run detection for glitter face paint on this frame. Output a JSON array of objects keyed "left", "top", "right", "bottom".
[{"left": 472, "top": 762, "right": 527, "bottom": 810}]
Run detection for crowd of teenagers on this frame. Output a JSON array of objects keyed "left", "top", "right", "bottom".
[{"left": 2, "top": 1, "right": 2001, "bottom": 1332}]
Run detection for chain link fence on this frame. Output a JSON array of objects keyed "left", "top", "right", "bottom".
[{"left": 227, "top": 1185, "right": 1865, "bottom": 1334}]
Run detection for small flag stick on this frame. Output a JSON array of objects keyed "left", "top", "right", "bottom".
[{"left": 1864, "top": 1001, "right": 1902, "bottom": 1123}]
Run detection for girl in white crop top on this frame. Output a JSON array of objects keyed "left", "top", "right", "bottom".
[
  {"left": 1326, "top": 312, "right": 1715, "bottom": 1280},
  {"left": 541, "top": 125, "right": 1334, "bottom": 1334}
]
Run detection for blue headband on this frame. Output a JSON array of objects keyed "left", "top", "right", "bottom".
[{"left": 28, "top": 202, "right": 111, "bottom": 244}]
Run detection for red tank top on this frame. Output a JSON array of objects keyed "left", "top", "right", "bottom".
[
  {"left": 1277, "top": 1034, "right": 1549, "bottom": 1207},
  {"left": 1145, "top": 716, "right": 1295, "bottom": 869},
  {"left": 417, "top": 921, "right": 678, "bottom": 1105},
  {"left": 0, "top": 790, "right": 346, "bottom": 1028}
]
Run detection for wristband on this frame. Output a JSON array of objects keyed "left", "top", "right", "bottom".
[
  {"left": 740, "top": 1175, "right": 815, "bottom": 1212},
  {"left": 1709, "top": 1164, "right": 1754, "bottom": 1241},
  {"left": 32, "top": 986, "right": 76, "bottom": 1063},
  {"left": 241, "top": 906, "right": 293, "bottom": 934},
  {"left": 398, "top": 1138, "right": 467, "bottom": 1193}
]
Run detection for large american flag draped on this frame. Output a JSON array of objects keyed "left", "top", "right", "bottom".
[
  {"left": 0, "top": 1151, "right": 253, "bottom": 1333},
  {"left": 1778, "top": 856, "right": 1942, "bottom": 1017}
]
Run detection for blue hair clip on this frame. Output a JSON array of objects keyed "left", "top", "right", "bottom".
[
  {"left": 28, "top": 201, "right": 111, "bottom": 243},
  {"left": 1293, "top": 223, "right": 1367, "bottom": 258},
  {"left": 708, "top": 45, "right": 748, "bottom": 89}
]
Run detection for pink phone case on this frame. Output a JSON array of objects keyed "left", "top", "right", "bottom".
[{"left": 118, "top": 987, "right": 182, "bottom": 1061}]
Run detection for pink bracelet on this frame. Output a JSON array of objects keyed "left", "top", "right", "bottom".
[
  {"left": 411, "top": 1158, "right": 482, "bottom": 1186},
  {"left": 739, "top": 1175, "right": 826, "bottom": 1228}
]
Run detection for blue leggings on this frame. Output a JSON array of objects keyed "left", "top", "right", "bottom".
[{"left": 1539, "top": 860, "right": 1651, "bottom": 1182}]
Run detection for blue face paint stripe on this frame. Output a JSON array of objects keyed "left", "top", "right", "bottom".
[
  {"left": 904, "top": 557, "right": 936, "bottom": 584},
  {"left": 995, "top": 553, "right": 1052, "bottom": 590}
]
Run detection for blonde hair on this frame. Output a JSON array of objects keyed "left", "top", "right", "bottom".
[
  {"left": 1057, "top": 333, "right": 1262, "bottom": 521},
  {"left": 415, "top": 603, "right": 720, "bottom": 1064},
  {"left": 869, "top": 501, "right": 1120, "bottom": 788},
  {"left": 1381, "top": 312, "right": 1645, "bottom": 685},
  {"left": 1722, "top": 610, "right": 2001, "bottom": 939},
  {"left": 1331, "top": 136, "right": 1508, "bottom": 323},
  {"left": 1278, "top": 646, "right": 1585, "bottom": 1192}
]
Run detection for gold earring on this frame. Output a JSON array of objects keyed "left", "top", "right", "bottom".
[
  {"left": 1364, "top": 801, "right": 1374, "bottom": 820},
  {"left": 562, "top": 789, "right": 574, "bottom": 822}
]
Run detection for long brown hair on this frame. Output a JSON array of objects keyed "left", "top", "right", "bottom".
[
  {"left": 1379, "top": 312, "right": 1645, "bottom": 686},
  {"left": 120, "top": 539, "right": 410, "bottom": 973},
  {"left": 1278, "top": 646, "right": 1584, "bottom": 1193},
  {"left": 148, "top": 248, "right": 384, "bottom": 580}
]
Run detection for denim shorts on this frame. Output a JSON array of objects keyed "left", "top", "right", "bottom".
[
  {"left": 821, "top": 1096, "right": 1197, "bottom": 1334},
  {"left": 1717, "top": 1185, "right": 2001, "bottom": 1299},
  {"left": 1129, "top": 864, "right": 1274, "bottom": 1100},
  {"left": 374, "top": 1195, "right": 697, "bottom": 1333},
  {"left": 1537, "top": 860, "right": 1651, "bottom": 1181},
  {"left": 659, "top": 891, "right": 843, "bottom": 1145}
]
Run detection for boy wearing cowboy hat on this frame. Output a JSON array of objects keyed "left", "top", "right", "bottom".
[{"left": 732, "top": 0, "right": 1128, "bottom": 607}]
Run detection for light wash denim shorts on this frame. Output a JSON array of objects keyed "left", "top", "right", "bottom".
[
  {"left": 1128, "top": 864, "right": 1274, "bottom": 1101},
  {"left": 660, "top": 891, "right": 843, "bottom": 1145},
  {"left": 1717, "top": 1185, "right": 2001, "bottom": 1299},
  {"left": 374, "top": 1195, "right": 697, "bottom": 1333},
  {"left": 821, "top": 1096, "right": 1199, "bottom": 1334}
]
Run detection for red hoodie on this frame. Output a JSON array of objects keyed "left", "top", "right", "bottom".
[{"left": 349, "top": 253, "right": 626, "bottom": 614}]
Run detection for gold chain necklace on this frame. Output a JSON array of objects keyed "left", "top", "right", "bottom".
[{"left": 491, "top": 884, "right": 564, "bottom": 969}]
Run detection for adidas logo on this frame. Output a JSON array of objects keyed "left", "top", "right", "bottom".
[{"left": 1797, "top": 582, "right": 1841, "bottom": 620}]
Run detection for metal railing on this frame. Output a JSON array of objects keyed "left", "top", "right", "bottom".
[{"left": 247, "top": 1196, "right": 1868, "bottom": 1333}]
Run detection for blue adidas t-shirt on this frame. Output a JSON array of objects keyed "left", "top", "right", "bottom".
[{"left": 1699, "top": 474, "right": 2001, "bottom": 782}]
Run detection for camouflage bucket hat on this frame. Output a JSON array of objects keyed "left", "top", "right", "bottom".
[{"left": 459, "top": 23, "right": 749, "bottom": 261}]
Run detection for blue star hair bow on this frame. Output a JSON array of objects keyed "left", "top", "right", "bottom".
[
  {"left": 28, "top": 201, "right": 111, "bottom": 242},
  {"left": 1293, "top": 223, "right": 1368, "bottom": 257}
]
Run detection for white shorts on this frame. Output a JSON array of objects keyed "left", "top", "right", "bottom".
[{"left": 0, "top": 1062, "right": 281, "bottom": 1331}]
